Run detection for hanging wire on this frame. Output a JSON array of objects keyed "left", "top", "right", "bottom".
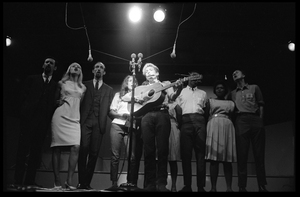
[
  {"left": 173, "top": 3, "right": 197, "bottom": 47},
  {"left": 79, "top": 4, "right": 92, "bottom": 52},
  {"left": 92, "top": 49, "right": 130, "bottom": 62},
  {"left": 65, "top": 3, "right": 85, "bottom": 30},
  {"left": 142, "top": 46, "right": 173, "bottom": 61},
  {"left": 65, "top": 3, "right": 197, "bottom": 64}
]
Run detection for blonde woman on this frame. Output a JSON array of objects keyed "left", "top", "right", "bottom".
[{"left": 50, "top": 62, "right": 86, "bottom": 190}]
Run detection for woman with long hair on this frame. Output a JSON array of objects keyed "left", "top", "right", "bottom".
[{"left": 108, "top": 75, "right": 139, "bottom": 189}]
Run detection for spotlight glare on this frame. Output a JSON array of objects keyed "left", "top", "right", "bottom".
[
  {"left": 153, "top": 9, "right": 165, "bottom": 22},
  {"left": 6, "top": 36, "right": 11, "bottom": 47},
  {"left": 129, "top": 6, "right": 142, "bottom": 23},
  {"left": 288, "top": 42, "right": 295, "bottom": 51}
]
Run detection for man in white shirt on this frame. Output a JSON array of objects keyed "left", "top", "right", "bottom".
[{"left": 177, "top": 72, "right": 207, "bottom": 192}]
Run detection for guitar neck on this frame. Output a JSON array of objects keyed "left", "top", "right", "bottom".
[
  {"left": 156, "top": 82, "right": 177, "bottom": 93},
  {"left": 154, "top": 75, "right": 201, "bottom": 93}
]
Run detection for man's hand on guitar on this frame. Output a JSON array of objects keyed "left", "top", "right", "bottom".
[
  {"left": 134, "top": 97, "right": 144, "bottom": 104},
  {"left": 174, "top": 79, "right": 183, "bottom": 89},
  {"left": 121, "top": 113, "right": 130, "bottom": 121}
]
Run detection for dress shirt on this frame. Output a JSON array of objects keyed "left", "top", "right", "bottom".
[
  {"left": 230, "top": 83, "right": 264, "bottom": 114},
  {"left": 93, "top": 78, "right": 103, "bottom": 90},
  {"left": 177, "top": 85, "right": 207, "bottom": 115},
  {"left": 42, "top": 73, "right": 52, "bottom": 83},
  {"left": 110, "top": 92, "right": 130, "bottom": 126}
]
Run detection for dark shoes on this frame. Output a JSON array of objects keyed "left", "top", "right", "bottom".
[
  {"left": 198, "top": 187, "right": 206, "bottom": 192},
  {"left": 239, "top": 187, "right": 247, "bottom": 192},
  {"left": 178, "top": 186, "right": 193, "bottom": 192},
  {"left": 77, "top": 183, "right": 94, "bottom": 190},
  {"left": 77, "top": 183, "right": 86, "bottom": 189},
  {"left": 143, "top": 185, "right": 157, "bottom": 192},
  {"left": 258, "top": 185, "right": 268, "bottom": 192},
  {"left": 106, "top": 182, "right": 119, "bottom": 191},
  {"left": 156, "top": 185, "right": 171, "bottom": 192}
]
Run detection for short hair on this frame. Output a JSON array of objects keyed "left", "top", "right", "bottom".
[
  {"left": 94, "top": 62, "right": 105, "bottom": 69},
  {"left": 213, "top": 80, "right": 228, "bottom": 95},
  {"left": 232, "top": 69, "right": 247, "bottom": 76},
  {"left": 45, "top": 56, "right": 56, "bottom": 65},
  {"left": 142, "top": 63, "right": 159, "bottom": 76}
]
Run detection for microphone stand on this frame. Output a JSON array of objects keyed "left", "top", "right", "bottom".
[{"left": 118, "top": 57, "right": 142, "bottom": 192}]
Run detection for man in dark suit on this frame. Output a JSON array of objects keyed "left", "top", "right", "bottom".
[
  {"left": 77, "top": 62, "right": 114, "bottom": 190},
  {"left": 11, "top": 57, "right": 58, "bottom": 190}
]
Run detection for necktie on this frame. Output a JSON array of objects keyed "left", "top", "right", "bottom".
[
  {"left": 95, "top": 80, "right": 99, "bottom": 90},
  {"left": 44, "top": 77, "right": 49, "bottom": 86},
  {"left": 45, "top": 77, "right": 49, "bottom": 84}
]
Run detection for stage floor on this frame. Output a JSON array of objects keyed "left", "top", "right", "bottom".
[{"left": 5, "top": 185, "right": 146, "bottom": 192}]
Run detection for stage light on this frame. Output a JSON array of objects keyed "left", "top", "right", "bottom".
[
  {"left": 288, "top": 41, "right": 295, "bottom": 52},
  {"left": 153, "top": 8, "right": 166, "bottom": 22},
  {"left": 6, "top": 36, "right": 11, "bottom": 47},
  {"left": 128, "top": 6, "right": 142, "bottom": 23}
]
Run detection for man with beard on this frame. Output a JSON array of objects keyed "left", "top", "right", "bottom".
[
  {"left": 10, "top": 57, "right": 58, "bottom": 190},
  {"left": 77, "top": 62, "right": 114, "bottom": 190}
]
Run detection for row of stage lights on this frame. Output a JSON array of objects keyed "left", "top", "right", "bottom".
[
  {"left": 5, "top": 35, "right": 295, "bottom": 52},
  {"left": 129, "top": 6, "right": 166, "bottom": 23}
]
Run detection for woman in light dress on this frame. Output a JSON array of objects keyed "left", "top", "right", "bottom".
[
  {"left": 205, "top": 80, "right": 237, "bottom": 192},
  {"left": 167, "top": 97, "right": 181, "bottom": 192},
  {"left": 50, "top": 62, "right": 86, "bottom": 190}
]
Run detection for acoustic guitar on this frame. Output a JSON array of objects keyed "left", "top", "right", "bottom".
[{"left": 127, "top": 74, "right": 202, "bottom": 117}]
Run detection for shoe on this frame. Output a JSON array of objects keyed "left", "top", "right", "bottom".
[
  {"left": 53, "top": 183, "right": 63, "bottom": 191},
  {"left": 239, "top": 187, "right": 247, "bottom": 192},
  {"left": 25, "top": 183, "right": 44, "bottom": 190},
  {"left": 120, "top": 182, "right": 137, "bottom": 188},
  {"left": 77, "top": 183, "right": 87, "bottom": 189},
  {"left": 106, "top": 183, "right": 119, "bottom": 191},
  {"left": 258, "top": 185, "right": 268, "bottom": 192},
  {"left": 143, "top": 185, "right": 157, "bottom": 192},
  {"left": 65, "top": 181, "right": 77, "bottom": 190},
  {"left": 198, "top": 187, "right": 206, "bottom": 192},
  {"left": 8, "top": 183, "right": 23, "bottom": 190},
  {"left": 178, "top": 186, "right": 193, "bottom": 192},
  {"left": 171, "top": 187, "right": 177, "bottom": 192},
  {"left": 157, "top": 185, "right": 171, "bottom": 192},
  {"left": 85, "top": 185, "right": 94, "bottom": 190},
  {"left": 127, "top": 183, "right": 137, "bottom": 187}
]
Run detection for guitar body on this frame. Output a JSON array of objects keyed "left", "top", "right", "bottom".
[
  {"left": 127, "top": 74, "right": 202, "bottom": 117},
  {"left": 130, "top": 83, "right": 166, "bottom": 117}
]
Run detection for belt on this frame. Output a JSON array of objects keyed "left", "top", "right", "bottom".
[
  {"left": 150, "top": 105, "right": 169, "bottom": 112},
  {"left": 237, "top": 112, "right": 258, "bottom": 116},
  {"left": 182, "top": 113, "right": 204, "bottom": 117},
  {"left": 209, "top": 114, "right": 230, "bottom": 121}
]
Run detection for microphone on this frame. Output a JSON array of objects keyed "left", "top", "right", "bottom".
[
  {"left": 87, "top": 49, "right": 93, "bottom": 62},
  {"left": 138, "top": 53, "right": 143, "bottom": 61},
  {"left": 131, "top": 53, "right": 136, "bottom": 64},
  {"left": 175, "top": 73, "right": 189, "bottom": 76},
  {"left": 137, "top": 53, "right": 143, "bottom": 72},
  {"left": 170, "top": 43, "right": 176, "bottom": 58}
]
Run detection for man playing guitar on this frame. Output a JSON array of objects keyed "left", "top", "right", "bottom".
[{"left": 122, "top": 63, "right": 183, "bottom": 192}]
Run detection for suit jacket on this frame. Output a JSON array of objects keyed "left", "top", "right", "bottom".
[
  {"left": 80, "top": 80, "right": 114, "bottom": 134},
  {"left": 19, "top": 74, "right": 58, "bottom": 129}
]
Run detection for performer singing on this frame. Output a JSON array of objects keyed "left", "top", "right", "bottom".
[{"left": 122, "top": 63, "right": 183, "bottom": 192}]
